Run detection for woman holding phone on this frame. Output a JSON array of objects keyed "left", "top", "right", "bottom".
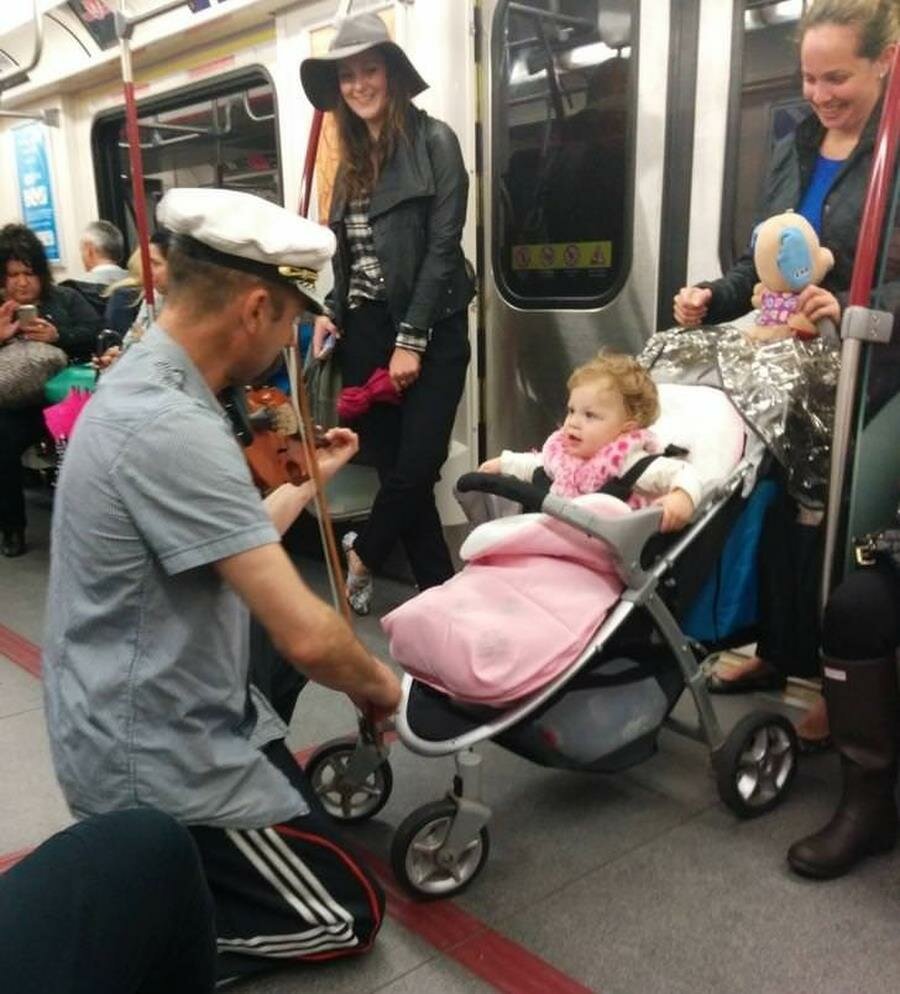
[{"left": 0, "top": 223, "right": 101, "bottom": 557}]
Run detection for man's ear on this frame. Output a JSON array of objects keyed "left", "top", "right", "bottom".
[{"left": 239, "top": 285, "right": 272, "bottom": 335}]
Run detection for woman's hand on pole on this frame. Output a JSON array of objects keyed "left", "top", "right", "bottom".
[
  {"left": 673, "top": 286, "right": 712, "bottom": 327},
  {"left": 796, "top": 284, "right": 840, "bottom": 326},
  {"left": 312, "top": 314, "right": 339, "bottom": 358},
  {"left": 389, "top": 346, "right": 422, "bottom": 392}
]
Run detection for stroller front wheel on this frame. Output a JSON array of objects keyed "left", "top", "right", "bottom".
[
  {"left": 715, "top": 712, "right": 798, "bottom": 818},
  {"left": 305, "top": 738, "right": 394, "bottom": 823},
  {"left": 391, "top": 800, "right": 490, "bottom": 899}
]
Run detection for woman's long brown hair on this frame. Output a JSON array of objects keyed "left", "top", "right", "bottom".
[{"left": 334, "top": 46, "right": 413, "bottom": 201}]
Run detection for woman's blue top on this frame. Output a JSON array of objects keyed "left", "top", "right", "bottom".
[{"left": 797, "top": 154, "right": 844, "bottom": 234}]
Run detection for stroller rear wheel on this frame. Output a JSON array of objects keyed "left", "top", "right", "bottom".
[
  {"left": 715, "top": 712, "right": 797, "bottom": 818},
  {"left": 305, "top": 738, "right": 393, "bottom": 823},
  {"left": 391, "top": 800, "right": 490, "bottom": 899}
]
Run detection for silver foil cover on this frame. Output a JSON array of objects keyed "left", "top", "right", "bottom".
[{"left": 639, "top": 326, "right": 840, "bottom": 509}]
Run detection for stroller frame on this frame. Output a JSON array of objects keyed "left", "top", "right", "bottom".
[{"left": 304, "top": 458, "right": 799, "bottom": 898}]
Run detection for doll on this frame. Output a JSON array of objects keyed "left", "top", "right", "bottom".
[{"left": 748, "top": 210, "right": 834, "bottom": 342}]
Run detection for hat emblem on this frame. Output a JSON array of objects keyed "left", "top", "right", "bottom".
[{"left": 278, "top": 265, "right": 318, "bottom": 288}]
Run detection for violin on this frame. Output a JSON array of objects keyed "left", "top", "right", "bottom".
[{"left": 223, "top": 384, "right": 327, "bottom": 495}]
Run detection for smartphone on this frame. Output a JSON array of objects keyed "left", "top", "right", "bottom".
[
  {"left": 318, "top": 333, "right": 336, "bottom": 359},
  {"left": 15, "top": 304, "right": 38, "bottom": 326}
]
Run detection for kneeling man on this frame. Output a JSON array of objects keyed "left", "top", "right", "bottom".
[{"left": 42, "top": 188, "right": 401, "bottom": 983}]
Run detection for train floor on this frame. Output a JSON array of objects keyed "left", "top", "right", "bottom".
[{"left": 2, "top": 496, "right": 900, "bottom": 994}]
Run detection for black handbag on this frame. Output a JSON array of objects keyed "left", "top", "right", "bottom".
[
  {"left": 854, "top": 530, "right": 900, "bottom": 572},
  {"left": 854, "top": 511, "right": 900, "bottom": 575}
]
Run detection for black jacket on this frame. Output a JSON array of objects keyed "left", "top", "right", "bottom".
[
  {"left": 705, "top": 102, "right": 886, "bottom": 324},
  {"left": 328, "top": 108, "right": 475, "bottom": 337},
  {"left": 39, "top": 284, "right": 103, "bottom": 361}
]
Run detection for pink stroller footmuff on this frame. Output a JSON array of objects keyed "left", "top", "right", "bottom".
[{"left": 382, "top": 494, "right": 631, "bottom": 706}]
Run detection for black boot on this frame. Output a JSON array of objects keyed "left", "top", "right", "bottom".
[
  {"left": 788, "top": 654, "right": 898, "bottom": 879},
  {"left": 1, "top": 529, "right": 26, "bottom": 558}
]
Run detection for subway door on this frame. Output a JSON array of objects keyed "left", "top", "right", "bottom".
[
  {"left": 479, "top": 0, "right": 673, "bottom": 458},
  {"left": 395, "top": 0, "right": 480, "bottom": 526}
]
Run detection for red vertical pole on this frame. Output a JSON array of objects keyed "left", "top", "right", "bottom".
[
  {"left": 847, "top": 45, "right": 900, "bottom": 307},
  {"left": 117, "top": 13, "right": 154, "bottom": 312},
  {"left": 298, "top": 109, "right": 324, "bottom": 218}
]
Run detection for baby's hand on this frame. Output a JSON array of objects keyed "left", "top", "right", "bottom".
[
  {"left": 479, "top": 457, "right": 502, "bottom": 474},
  {"left": 655, "top": 489, "right": 695, "bottom": 533}
]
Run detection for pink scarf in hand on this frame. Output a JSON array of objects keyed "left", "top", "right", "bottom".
[
  {"left": 337, "top": 367, "right": 401, "bottom": 422},
  {"left": 541, "top": 427, "right": 661, "bottom": 506}
]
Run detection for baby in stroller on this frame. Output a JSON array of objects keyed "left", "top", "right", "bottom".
[
  {"left": 478, "top": 351, "right": 700, "bottom": 532},
  {"left": 305, "top": 355, "right": 799, "bottom": 899},
  {"left": 383, "top": 353, "right": 704, "bottom": 709}
]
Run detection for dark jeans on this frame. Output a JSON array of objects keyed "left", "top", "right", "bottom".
[
  {"left": 756, "top": 477, "right": 824, "bottom": 678},
  {"left": 822, "top": 567, "right": 900, "bottom": 660},
  {"left": 0, "top": 406, "right": 45, "bottom": 532},
  {"left": 0, "top": 809, "right": 216, "bottom": 994},
  {"left": 339, "top": 301, "right": 470, "bottom": 590}
]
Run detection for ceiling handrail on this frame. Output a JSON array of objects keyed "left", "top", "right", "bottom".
[{"left": 0, "top": 0, "right": 44, "bottom": 94}]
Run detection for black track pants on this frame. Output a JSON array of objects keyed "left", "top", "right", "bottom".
[{"left": 189, "top": 740, "right": 385, "bottom": 983}]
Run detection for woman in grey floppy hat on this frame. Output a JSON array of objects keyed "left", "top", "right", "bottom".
[{"left": 302, "top": 12, "right": 475, "bottom": 615}]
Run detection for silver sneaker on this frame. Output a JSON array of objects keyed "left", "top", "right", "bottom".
[{"left": 342, "top": 531, "right": 373, "bottom": 616}]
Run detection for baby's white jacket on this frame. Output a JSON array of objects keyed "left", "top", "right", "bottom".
[{"left": 499, "top": 447, "right": 703, "bottom": 509}]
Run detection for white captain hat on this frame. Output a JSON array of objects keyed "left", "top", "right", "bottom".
[{"left": 156, "top": 187, "right": 335, "bottom": 313}]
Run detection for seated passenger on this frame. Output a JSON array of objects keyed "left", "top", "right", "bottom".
[
  {"left": 0, "top": 809, "right": 216, "bottom": 993},
  {"left": 788, "top": 508, "right": 899, "bottom": 879},
  {"left": 0, "top": 223, "right": 102, "bottom": 558},
  {"left": 98, "top": 230, "right": 172, "bottom": 370},
  {"left": 62, "top": 219, "right": 129, "bottom": 314},
  {"left": 480, "top": 351, "right": 699, "bottom": 532},
  {"left": 76, "top": 219, "right": 128, "bottom": 287},
  {"left": 101, "top": 248, "right": 143, "bottom": 343}
]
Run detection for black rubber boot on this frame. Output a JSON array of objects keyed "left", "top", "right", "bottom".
[{"left": 788, "top": 655, "right": 898, "bottom": 879}]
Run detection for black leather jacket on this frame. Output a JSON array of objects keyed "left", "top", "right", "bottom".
[
  {"left": 705, "top": 101, "right": 889, "bottom": 324},
  {"left": 327, "top": 108, "right": 475, "bottom": 338}
]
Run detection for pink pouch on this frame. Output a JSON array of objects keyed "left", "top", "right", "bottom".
[{"left": 382, "top": 496, "right": 628, "bottom": 706}]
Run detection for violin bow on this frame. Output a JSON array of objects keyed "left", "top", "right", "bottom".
[{"left": 284, "top": 342, "right": 352, "bottom": 623}]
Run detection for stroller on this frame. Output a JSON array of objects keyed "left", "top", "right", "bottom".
[{"left": 303, "top": 383, "right": 799, "bottom": 899}]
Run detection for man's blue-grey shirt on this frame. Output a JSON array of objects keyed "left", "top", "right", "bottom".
[{"left": 43, "top": 325, "right": 309, "bottom": 827}]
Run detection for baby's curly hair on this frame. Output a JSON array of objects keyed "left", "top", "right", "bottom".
[{"left": 567, "top": 351, "right": 659, "bottom": 427}]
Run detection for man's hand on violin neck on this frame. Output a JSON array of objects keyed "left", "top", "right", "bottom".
[{"left": 315, "top": 428, "right": 359, "bottom": 480}]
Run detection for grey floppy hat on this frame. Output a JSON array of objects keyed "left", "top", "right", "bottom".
[{"left": 300, "top": 12, "right": 428, "bottom": 111}]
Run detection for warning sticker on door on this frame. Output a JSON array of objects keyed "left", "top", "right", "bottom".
[{"left": 511, "top": 241, "right": 613, "bottom": 271}]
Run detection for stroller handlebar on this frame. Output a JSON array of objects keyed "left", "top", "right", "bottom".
[{"left": 456, "top": 472, "right": 547, "bottom": 512}]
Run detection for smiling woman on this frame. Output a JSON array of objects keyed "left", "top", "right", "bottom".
[
  {"left": 674, "top": 0, "right": 897, "bottom": 330},
  {"left": 677, "top": 0, "right": 899, "bottom": 730},
  {"left": 300, "top": 12, "right": 475, "bottom": 616}
]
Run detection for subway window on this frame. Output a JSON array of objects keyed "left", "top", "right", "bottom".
[
  {"left": 92, "top": 71, "right": 280, "bottom": 251},
  {"left": 492, "top": 0, "right": 636, "bottom": 307},
  {"left": 723, "top": 0, "right": 806, "bottom": 269}
]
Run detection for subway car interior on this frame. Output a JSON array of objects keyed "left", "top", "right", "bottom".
[{"left": 0, "top": 1, "right": 898, "bottom": 992}]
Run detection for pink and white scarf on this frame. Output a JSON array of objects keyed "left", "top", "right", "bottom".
[{"left": 541, "top": 428, "right": 661, "bottom": 507}]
